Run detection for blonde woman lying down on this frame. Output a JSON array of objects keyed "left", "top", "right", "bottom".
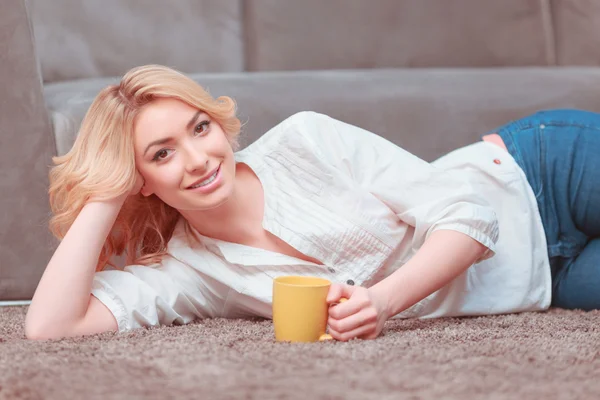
[{"left": 26, "top": 65, "right": 600, "bottom": 340}]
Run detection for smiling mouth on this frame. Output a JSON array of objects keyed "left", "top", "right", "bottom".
[{"left": 187, "top": 165, "right": 220, "bottom": 189}]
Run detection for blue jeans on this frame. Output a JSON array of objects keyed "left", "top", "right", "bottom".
[{"left": 493, "top": 109, "right": 600, "bottom": 310}]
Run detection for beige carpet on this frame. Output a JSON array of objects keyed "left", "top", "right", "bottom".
[{"left": 1, "top": 306, "right": 599, "bottom": 400}]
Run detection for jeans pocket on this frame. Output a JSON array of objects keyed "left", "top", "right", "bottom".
[{"left": 506, "top": 124, "right": 546, "bottom": 200}]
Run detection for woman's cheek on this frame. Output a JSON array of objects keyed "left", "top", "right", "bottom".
[{"left": 160, "top": 162, "right": 184, "bottom": 189}]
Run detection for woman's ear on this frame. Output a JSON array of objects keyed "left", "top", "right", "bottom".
[
  {"left": 140, "top": 184, "right": 153, "bottom": 197},
  {"left": 133, "top": 170, "right": 152, "bottom": 196}
]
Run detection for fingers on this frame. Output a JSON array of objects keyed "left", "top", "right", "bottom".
[
  {"left": 328, "top": 319, "right": 378, "bottom": 342},
  {"left": 326, "top": 286, "right": 382, "bottom": 341},
  {"left": 328, "top": 293, "right": 365, "bottom": 320},
  {"left": 326, "top": 284, "right": 343, "bottom": 303},
  {"left": 326, "top": 283, "right": 355, "bottom": 304},
  {"left": 328, "top": 307, "right": 378, "bottom": 334}
]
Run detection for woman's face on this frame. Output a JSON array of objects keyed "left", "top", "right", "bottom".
[{"left": 133, "top": 98, "right": 237, "bottom": 211}]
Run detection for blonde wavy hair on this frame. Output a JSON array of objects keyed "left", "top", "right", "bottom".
[{"left": 48, "top": 65, "right": 241, "bottom": 271}]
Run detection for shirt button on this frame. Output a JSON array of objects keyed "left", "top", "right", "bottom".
[
  {"left": 540, "top": 124, "right": 545, "bottom": 129},
  {"left": 346, "top": 279, "right": 355, "bottom": 286},
  {"left": 327, "top": 267, "right": 336, "bottom": 273},
  {"left": 493, "top": 159, "right": 501, "bottom": 165}
]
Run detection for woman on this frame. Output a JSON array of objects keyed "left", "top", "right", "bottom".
[{"left": 25, "top": 65, "right": 600, "bottom": 341}]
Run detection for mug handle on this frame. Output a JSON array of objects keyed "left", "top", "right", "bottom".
[{"left": 318, "top": 297, "right": 348, "bottom": 341}]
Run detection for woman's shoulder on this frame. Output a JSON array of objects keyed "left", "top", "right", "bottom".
[
  {"left": 278, "top": 111, "right": 332, "bottom": 139},
  {"left": 247, "top": 111, "right": 334, "bottom": 155},
  {"left": 282, "top": 110, "right": 328, "bottom": 125}
]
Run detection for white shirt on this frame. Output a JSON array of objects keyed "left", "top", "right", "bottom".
[{"left": 91, "top": 111, "right": 551, "bottom": 332}]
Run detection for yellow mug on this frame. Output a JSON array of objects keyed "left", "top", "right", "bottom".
[{"left": 272, "top": 276, "right": 346, "bottom": 343}]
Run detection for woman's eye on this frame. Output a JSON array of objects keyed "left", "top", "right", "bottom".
[
  {"left": 152, "top": 149, "right": 172, "bottom": 161},
  {"left": 194, "top": 121, "right": 210, "bottom": 135}
]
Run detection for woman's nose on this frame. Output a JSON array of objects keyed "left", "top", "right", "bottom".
[{"left": 183, "top": 146, "right": 209, "bottom": 174}]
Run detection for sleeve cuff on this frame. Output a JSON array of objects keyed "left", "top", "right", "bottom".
[
  {"left": 429, "top": 222, "right": 497, "bottom": 263},
  {"left": 91, "top": 277, "right": 131, "bottom": 332}
]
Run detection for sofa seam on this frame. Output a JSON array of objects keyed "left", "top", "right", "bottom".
[
  {"left": 240, "top": 0, "right": 250, "bottom": 71},
  {"left": 540, "top": 0, "right": 558, "bottom": 66}
]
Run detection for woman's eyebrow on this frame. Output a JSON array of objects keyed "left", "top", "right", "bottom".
[
  {"left": 143, "top": 111, "right": 205, "bottom": 156},
  {"left": 143, "top": 137, "right": 174, "bottom": 156},
  {"left": 185, "top": 111, "right": 202, "bottom": 130}
]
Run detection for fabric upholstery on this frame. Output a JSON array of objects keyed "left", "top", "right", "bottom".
[
  {"left": 244, "top": 0, "right": 553, "bottom": 71},
  {"left": 552, "top": 0, "right": 600, "bottom": 66},
  {"left": 46, "top": 68, "right": 600, "bottom": 162},
  {"left": 0, "top": 0, "right": 55, "bottom": 300},
  {"left": 29, "top": 0, "right": 244, "bottom": 83}
]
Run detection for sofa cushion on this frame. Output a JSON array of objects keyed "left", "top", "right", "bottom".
[
  {"left": 244, "top": 0, "right": 553, "bottom": 71},
  {"left": 29, "top": 0, "right": 244, "bottom": 83},
  {"left": 552, "top": 0, "right": 600, "bottom": 66},
  {"left": 45, "top": 67, "right": 600, "bottom": 162},
  {"left": 1, "top": 0, "right": 56, "bottom": 300}
]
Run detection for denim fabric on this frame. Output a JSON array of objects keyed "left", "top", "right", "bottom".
[{"left": 493, "top": 109, "right": 600, "bottom": 310}]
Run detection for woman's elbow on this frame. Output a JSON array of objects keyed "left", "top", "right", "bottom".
[
  {"left": 24, "top": 315, "right": 76, "bottom": 341},
  {"left": 25, "top": 321, "right": 58, "bottom": 341}
]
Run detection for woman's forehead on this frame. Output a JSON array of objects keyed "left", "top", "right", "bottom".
[
  {"left": 138, "top": 98, "right": 198, "bottom": 122},
  {"left": 134, "top": 99, "right": 203, "bottom": 138}
]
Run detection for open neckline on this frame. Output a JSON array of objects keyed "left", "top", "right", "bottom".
[{"left": 190, "top": 150, "right": 325, "bottom": 267}]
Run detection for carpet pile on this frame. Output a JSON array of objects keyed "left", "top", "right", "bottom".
[{"left": 1, "top": 306, "right": 599, "bottom": 399}]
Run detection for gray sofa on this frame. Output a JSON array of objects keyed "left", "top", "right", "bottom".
[{"left": 3, "top": 0, "right": 600, "bottom": 301}]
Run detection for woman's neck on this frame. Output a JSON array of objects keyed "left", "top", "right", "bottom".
[{"left": 180, "top": 162, "right": 265, "bottom": 243}]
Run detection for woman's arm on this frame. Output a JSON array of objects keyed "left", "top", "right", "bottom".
[
  {"left": 25, "top": 195, "right": 127, "bottom": 340},
  {"left": 327, "top": 230, "right": 487, "bottom": 341},
  {"left": 372, "top": 229, "right": 487, "bottom": 316}
]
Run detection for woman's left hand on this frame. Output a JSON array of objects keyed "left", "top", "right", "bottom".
[{"left": 326, "top": 283, "right": 391, "bottom": 341}]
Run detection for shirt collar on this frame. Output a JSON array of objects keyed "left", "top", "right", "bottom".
[{"left": 168, "top": 217, "right": 321, "bottom": 267}]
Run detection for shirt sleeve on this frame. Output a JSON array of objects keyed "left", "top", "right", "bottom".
[
  {"left": 291, "top": 111, "right": 499, "bottom": 260},
  {"left": 91, "top": 262, "right": 206, "bottom": 332}
]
